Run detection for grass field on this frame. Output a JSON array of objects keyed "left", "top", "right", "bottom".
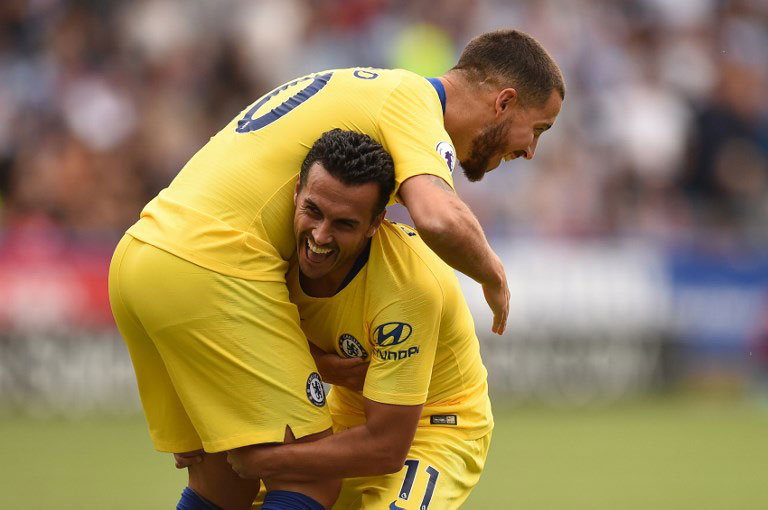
[{"left": 1, "top": 395, "right": 766, "bottom": 509}]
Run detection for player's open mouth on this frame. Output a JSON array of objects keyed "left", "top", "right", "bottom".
[{"left": 305, "top": 237, "right": 334, "bottom": 263}]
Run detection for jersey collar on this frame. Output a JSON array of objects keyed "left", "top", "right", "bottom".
[
  {"left": 427, "top": 77, "right": 446, "bottom": 115},
  {"left": 335, "top": 238, "right": 371, "bottom": 293}
]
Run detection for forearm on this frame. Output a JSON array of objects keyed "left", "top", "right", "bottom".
[
  {"left": 399, "top": 173, "right": 509, "bottom": 333},
  {"left": 415, "top": 193, "right": 504, "bottom": 287},
  {"left": 250, "top": 424, "right": 405, "bottom": 481}
]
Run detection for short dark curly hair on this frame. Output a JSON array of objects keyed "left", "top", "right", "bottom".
[
  {"left": 454, "top": 29, "right": 565, "bottom": 107},
  {"left": 299, "top": 129, "right": 395, "bottom": 216}
]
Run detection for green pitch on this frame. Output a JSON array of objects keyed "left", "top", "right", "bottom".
[{"left": 1, "top": 396, "right": 766, "bottom": 509}]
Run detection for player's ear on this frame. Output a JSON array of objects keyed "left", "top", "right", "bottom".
[
  {"left": 496, "top": 88, "right": 518, "bottom": 116},
  {"left": 366, "top": 210, "right": 386, "bottom": 238},
  {"left": 294, "top": 177, "right": 301, "bottom": 206}
]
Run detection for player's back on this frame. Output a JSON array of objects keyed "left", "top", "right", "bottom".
[{"left": 127, "top": 69, "right": 453, "bottom": 280}]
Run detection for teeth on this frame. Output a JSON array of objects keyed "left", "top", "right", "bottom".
[{"left": 307, "top": 238, "right": 332, "bottom": 254}]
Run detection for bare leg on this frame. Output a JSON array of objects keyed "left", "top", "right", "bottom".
[
  {"left": 188, "top": 452, "right": 261, "bottom": 510},
  {"left": 261, "top": 426, "right": 341, "bottom": 509}
]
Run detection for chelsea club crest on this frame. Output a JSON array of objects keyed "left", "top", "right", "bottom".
[
  {"left": 339, "top": 334, "right": 368, "bottom": 359},
  {"left": 306, "top": 372, "right": 326, "bottom": 407}
]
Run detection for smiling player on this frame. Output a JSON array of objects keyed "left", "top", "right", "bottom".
[
  {"left": 225, "top": 129, "right": 494, "bottom": 510},
  {"left": 110, "top": 29, "right": 562, "bottom": 510}
]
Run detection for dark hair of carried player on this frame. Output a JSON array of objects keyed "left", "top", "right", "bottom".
[
  {"left": 299, "top": 129, "right": 395, "bottom": 216},
  {"left": 454, "top": 29, "right": 566, "bottom": 107}
]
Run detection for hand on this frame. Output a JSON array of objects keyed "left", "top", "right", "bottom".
[
  {"left": 173, "top": 449, "right": 204, "bottom": 469},
  {"left": 482, "top": 262, "right": 509, "bottom": 335},
  {"left": 310, "top": 343, "right": 369, "bottom": 391},
  {"left": 227, "top": 446, "right": 276, "bottom": 479},
  {"left": 320, "top": 355, "right": 369, "bottom": 391}
]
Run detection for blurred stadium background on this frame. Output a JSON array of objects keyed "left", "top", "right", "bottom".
[{"left": 1, "top": 0, "right": 767, "bottom": 508}]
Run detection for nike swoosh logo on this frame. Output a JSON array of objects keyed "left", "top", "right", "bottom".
[{"left": 389, "top": 501, "right": 405, "bottom": 510}]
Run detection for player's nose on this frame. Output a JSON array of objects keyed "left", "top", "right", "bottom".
[
  {"left": 525, "top": 138, "right": 540, "bottom": 160},
  {"left": 312, "top": 221, "right": 333, "bottom": 245}
]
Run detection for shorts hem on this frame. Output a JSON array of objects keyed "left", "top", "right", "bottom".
[
  {"left": 151, "top": 438, "right": 205, "bottom": 454},
  {"left": 200, "top": 418, "right": 335, "bottom": 453}
]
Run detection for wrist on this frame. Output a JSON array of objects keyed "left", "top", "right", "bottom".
[{"left": 482, "top": 257, "right": 505, "bottom": 288}]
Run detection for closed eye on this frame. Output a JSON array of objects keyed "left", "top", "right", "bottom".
[
  {"left": 303, "top": 199, "right": 322, "bottom": 217},
  {"left": 335, "top": 219, "right": 358, "bottom": 230}
]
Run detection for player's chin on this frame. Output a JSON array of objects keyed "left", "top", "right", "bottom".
[
  {"left": 299, "top": 248, "right": 336, "bottom": 278},
  {"left": 463, "top": 164, "right": 487, "bottom": 183}
]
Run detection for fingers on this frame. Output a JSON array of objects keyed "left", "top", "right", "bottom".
[
  {"left": 173, "top": 450, "right": 204, "bottom": 469},
  {"left": 174, "top": 456, "right": 202, "bottom": 468},
  {"left": 494, "top": 305, "right": 508, "bottom": 335},
  {"left": 497, "top": 288, "right": 509, "bottom": 335},
  {"left": 226, "top": 450, "right": 246, "bottom": 476},
  {"left": 484, "top": 281, "right": 509, "bottom": 336},
  {"left": 483, "top": 289, "right": 505, "bottom": 335},
  {"left": 225, "top": 451, "right": 243, "bottom": 477},
  {"left": 338, "top": 356, "right": 368, "bottom": 367}
]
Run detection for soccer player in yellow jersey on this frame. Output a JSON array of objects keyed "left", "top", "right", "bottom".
[
  {"left": 109, "top": 29, "right": 563, "bottom": 509},
  {"left": 224, "top": 129, "right": 493, "bottom": 510}
]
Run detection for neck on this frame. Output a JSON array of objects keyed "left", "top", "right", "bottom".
[
  {"left": 299, "top": 240, "right": 371, "bottom": 298},
  {"left": 299, "top": 269, "right": 345, "bottom": 298},
  {"left": 438, "top": 70, "right": 494, "bottom": 159}
]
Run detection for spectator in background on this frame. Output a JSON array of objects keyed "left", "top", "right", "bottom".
[{"left": 0, "top": 1, "right": 766, "bottom": 321}]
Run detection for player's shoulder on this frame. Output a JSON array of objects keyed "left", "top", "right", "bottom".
[
  {"left": 372, "top": 220, "right": 453, "bottom": 291},
  {"left": 328, "top": 67, "right": 431, "bottom": 94},
  {"left": 321, "top": 67, "right": 411, "bottom": 86}
]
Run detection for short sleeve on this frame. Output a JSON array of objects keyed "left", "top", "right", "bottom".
[
  {"left": 362, "top": 277, "right": 443, "bottom": 406},
  {"left": 378, "top": 78, "right": 457, "bottom": 202}
]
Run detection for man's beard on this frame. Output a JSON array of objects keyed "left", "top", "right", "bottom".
[{"left": 460, "top": 122, "right": 507, "bottom": 182}]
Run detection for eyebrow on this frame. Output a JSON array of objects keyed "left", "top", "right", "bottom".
[{"left": 304, "top": 198, "right": 360, "bottom": 226}]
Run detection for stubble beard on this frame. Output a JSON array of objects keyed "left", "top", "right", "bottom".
[{"left": 460, "top": 122, "right": 507, "bottom": 182}]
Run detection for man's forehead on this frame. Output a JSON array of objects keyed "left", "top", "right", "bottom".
[
  {"left": 302, "top": 164, "right": 379, "bottom": 218},
  {"left": 541, "top": 90, "right": 563, "bottom": 120},
  {"left": 304, "top": 163, "right": 347, "bottom": 194}
]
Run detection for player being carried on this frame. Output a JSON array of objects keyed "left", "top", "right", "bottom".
[{"left": 109, "top": 29, "right": 563, "bottom": 510}]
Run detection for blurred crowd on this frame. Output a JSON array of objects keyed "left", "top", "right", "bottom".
[{"left": 0, "top": 0, "right": 767, "bottom": 249}]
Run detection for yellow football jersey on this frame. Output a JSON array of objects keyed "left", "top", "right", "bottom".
[
  {"left": 127, "top": 69, "right": 456, "bottom": 280},
  {"left": 287, "top": 221, "right": 493, "bottom": 440}
]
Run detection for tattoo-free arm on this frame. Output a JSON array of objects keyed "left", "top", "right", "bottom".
[
  {"left": 308, "top": 342, "right": 368, "bottom": 391},
  {"left": 227, "top": 399, "right": 423, "bottom": 481},
  {"left": 398, "top": 174, "right": 509, "bottom": 334}
]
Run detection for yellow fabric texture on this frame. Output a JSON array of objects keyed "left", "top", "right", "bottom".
[
  {"left": 127, "top": 68, "right": 455, "bottom": 280},
  {"left": 332, "top": 429, "right": 492, "bottom": 510},
  {"left": 251, "top": 429, "right": 491, "bottom": 510},
  {"left": 288, "top": 221, "right": 494, "bottom": 441},
  {"left": 108, "top": 235, "right": 332, "bottom": 453}
]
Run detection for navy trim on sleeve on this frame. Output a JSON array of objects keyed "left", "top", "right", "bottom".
[{"left": 426, "top": 77, "right": 446, "bottom": 115}]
